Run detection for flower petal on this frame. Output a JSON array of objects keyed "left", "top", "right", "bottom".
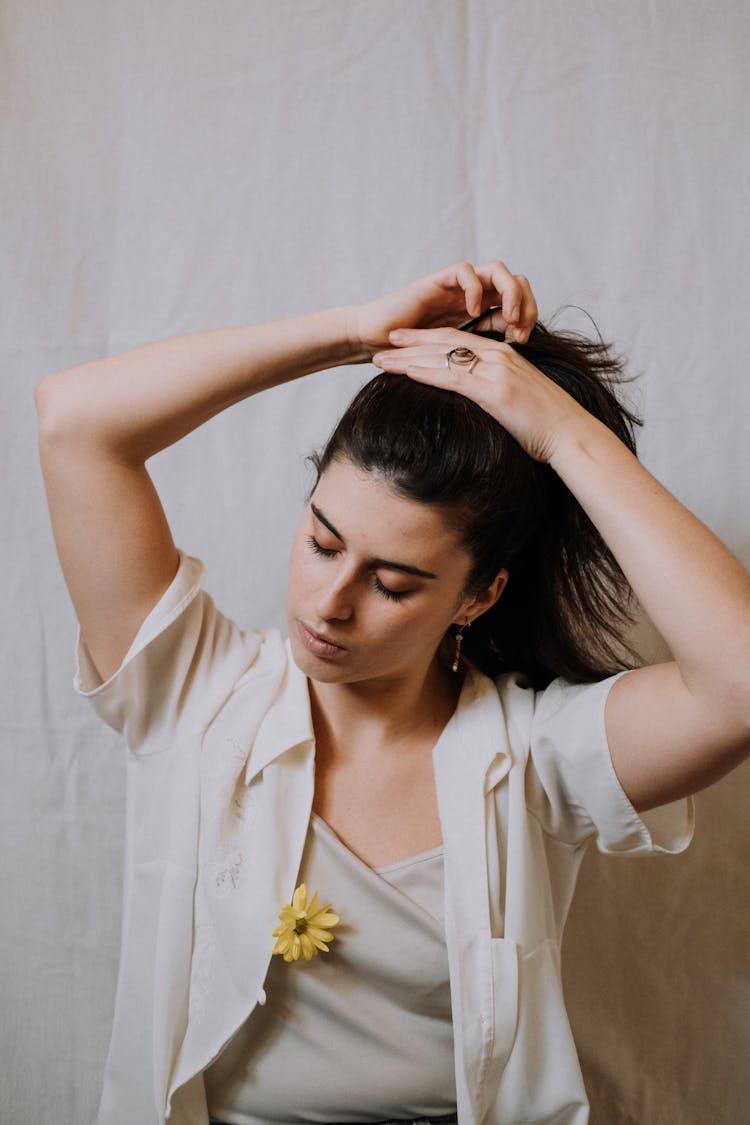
[
  {"left": 291, "top": 884, "right": 309, "bottom": 913},
  {"left": 306, "top": 926, "right": 335, "bottom": 944},
  {"left": 273, "top": 934, "right": 291, "bottom": 956},
  {"left": 299, "top": 933, "right": 317, "bottom": 960},
  {"left": 310, "top": 910, "right": 340, "bottom": 929},
  {"left": 307, "top": 890, "right": 320, "bottom": 915}
]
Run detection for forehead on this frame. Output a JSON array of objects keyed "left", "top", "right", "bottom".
[{"left": 311, "top": 459, "right": 465, "bottom": 559}]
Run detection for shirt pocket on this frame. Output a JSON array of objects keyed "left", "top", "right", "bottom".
[
  {"left": 496, "top": 937, "right": 589, "bottom": 1123},
  {"left": 488, "top": 936, "right": 520, "bottom": 1069}
]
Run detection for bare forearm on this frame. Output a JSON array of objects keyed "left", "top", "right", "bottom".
[
  {"left": 371, "top": 301, "right": 750, "bottom": 800},
  {"left": 36, "top": 306, "right": 361, "bottom": 462},
  {"left": 551, "top": 417, "right": 750, "bottom": 704}
]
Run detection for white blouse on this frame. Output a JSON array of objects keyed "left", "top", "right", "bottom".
[{"left": 74, "top": 551, "right": 693, "bottom": 1125}]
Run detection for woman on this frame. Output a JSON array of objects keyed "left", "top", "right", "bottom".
[{"left": 36, "top": 260, "right": 750, "bottom": 1125}]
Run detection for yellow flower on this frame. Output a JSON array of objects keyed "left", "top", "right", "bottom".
[{"left": 272, "top": 883, "right": 340, "bottom": 963}]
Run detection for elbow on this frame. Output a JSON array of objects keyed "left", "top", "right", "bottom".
[
  {"left": 35, "top": 368, "right": 144, "bottom": 464},
  {"left": 35, "top": 372, "right": 64, "bottom": 439},
  {"left": 35, "top": 369, "right": 85, "bottom": 444}
]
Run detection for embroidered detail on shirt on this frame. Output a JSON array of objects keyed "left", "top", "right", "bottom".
[{"left": 214, "top": 851, "right": 244, "bottom": 896}]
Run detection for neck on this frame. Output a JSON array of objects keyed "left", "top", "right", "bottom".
[{"left": 308, "top": 656, "right": 462, "bottom": 759}]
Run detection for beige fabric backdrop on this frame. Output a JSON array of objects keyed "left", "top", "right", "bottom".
[{"left": 2, "top": 1, "right": 748, "bottom": 1121}]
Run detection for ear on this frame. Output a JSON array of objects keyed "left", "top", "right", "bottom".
[{"left": 456, "top": 568, "right": 509, "bottom": 626}]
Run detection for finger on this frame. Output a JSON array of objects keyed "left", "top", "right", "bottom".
[
  {"left": 515, "top": 274, "right": 538, "bottom": 341},
  {"left": 383, "top": 354, "right": 477, "bottom": 392},
  {"left": 373, "top": 345, "right": 445, "bottom": 370},
  {"left": 399, "top": 360, "right": 496, "bottom": 403},
  {"left": 373, "top": 343, "right": 496, "bottom": 380},
  {"left": 474, "top": 306, "right": 510, "bottom": 334},
  {"left": 385, "top": 326, "right": 480, "bottom": 349},
  {"left": 453, "top": 262, "right": 484, "bottom": 318},
  {"left": 475, "top": 259, "right": 523, "bottom": 324},
  {"left": 401, "top": 363, "right": 459, "bottom": 389}
]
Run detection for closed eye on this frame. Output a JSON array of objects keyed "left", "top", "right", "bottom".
[
  {"left": 307, "top": 535, "right": 409, "bottom": 602},
  {"left": 372, "top": 575, "right": 408, "bottom": 602},
  {"left": 306, "top": 534, "right": 338, "bottom": 558}
]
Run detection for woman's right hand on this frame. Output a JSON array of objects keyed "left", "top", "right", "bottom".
[{"left": 348, "top": 259, "right": 538, "bottom": 358}]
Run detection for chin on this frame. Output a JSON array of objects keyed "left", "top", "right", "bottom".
[{"left": 287, "top": 632, "right": 351, "bottom": 683}]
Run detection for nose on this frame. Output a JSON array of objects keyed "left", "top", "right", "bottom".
[{"left": 315, "top": 571, "right": 355, "bottom": 623}]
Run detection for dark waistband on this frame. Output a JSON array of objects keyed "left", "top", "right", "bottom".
[{"left": 211, "top": 1117, "right": 458, "bottom": 1125}]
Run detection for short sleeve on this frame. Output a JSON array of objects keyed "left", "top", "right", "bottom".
[
  {"left": 526, "top": 673, "right": 694, "bottom": 856},
  {"left": 74, "top": 550, "right": 263, "bottom": 754}
]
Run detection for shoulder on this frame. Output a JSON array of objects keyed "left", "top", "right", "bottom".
[
  {"left": 75, "top": 549, "right": 288, "bottom": 751},
  {"left": 503, "top": 670, "right": 693, "bottom": 854},
  {"left": 493, "top": 668, "right": 625, "bottom": 750}
]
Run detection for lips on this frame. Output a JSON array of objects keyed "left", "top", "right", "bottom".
[{"left": 297, "top": 621, "right": 347, "bottom": 657}]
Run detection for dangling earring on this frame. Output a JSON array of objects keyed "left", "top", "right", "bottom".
[{"left": 451, "top": 621, "right": 470, "bottom": 673}]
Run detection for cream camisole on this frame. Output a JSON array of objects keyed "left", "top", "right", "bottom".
[{"left": 204, "top": 813, "right": 456, "bottom": 1123}]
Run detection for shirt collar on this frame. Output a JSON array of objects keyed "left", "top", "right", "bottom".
[
  {"left": 244, "top": 640, "right": 314, "bottom": 786},
  {"left": 434, "top": 663, "right": 513, "bottom": 794},
  {"left": 243, "top": 647, "right": 513, "bottom": 791}
]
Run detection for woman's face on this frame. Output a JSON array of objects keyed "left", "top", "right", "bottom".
[{"left": 286, "top": 457, "right": 491, "bottom": 686}]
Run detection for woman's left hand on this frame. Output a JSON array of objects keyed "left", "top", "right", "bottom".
[{"left": 372, "top": 328, "right": 590, "bottom": 465}]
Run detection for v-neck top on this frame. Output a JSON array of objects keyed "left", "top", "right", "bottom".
[{"left": 204, "top": 813, "right": 456, "bottom": 1123}]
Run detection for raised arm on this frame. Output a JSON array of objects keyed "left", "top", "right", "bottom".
[
  {"left": 35, "top": 310, "right": 362, "bottom": 683},
  {"left": 373, "top": 298, "right": 750, "bottom": 811},
  {"left": 36, "top": 261, "right": 535, "bottom": 683}
]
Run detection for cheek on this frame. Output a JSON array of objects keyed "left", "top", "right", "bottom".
[
  {"left": 287, "top": 540, "right": 331, "bottom": 610},
  {"left": 286, "top": 535, "right": 311, "bottom": 600},
  {"left": 376, "top": 600, "right": 453, "bottom": 649}
]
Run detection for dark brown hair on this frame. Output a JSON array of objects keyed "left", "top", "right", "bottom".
[{"left": 312, "top": 319, "right": 641, "bottom": 689}]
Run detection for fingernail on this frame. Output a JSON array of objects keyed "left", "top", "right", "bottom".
[{"left": 511, "top": 306, "right": 520, "bottom": 323}]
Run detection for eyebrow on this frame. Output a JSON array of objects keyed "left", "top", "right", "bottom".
[{"left": 310, "top": 503, "right": 438, "bottom": 580}]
